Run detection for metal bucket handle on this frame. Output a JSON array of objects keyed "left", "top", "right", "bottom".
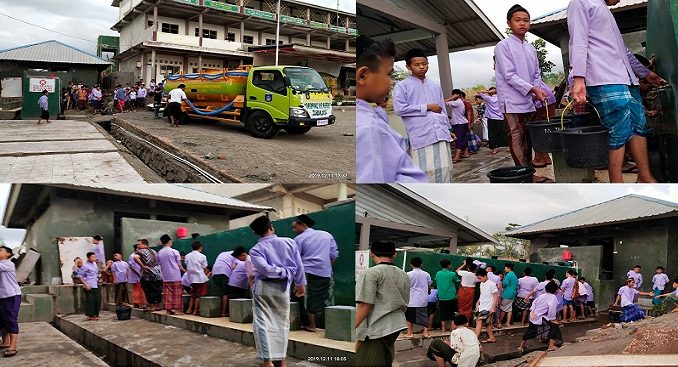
[{"left": 561, "top": 100, "right": 601, "bottom": 130}]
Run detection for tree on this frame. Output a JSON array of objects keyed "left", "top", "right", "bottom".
[
  {"left": 391, "top": 65, "right": 408, "bottom": 85},
  {"left": 532, "top": 38, "right": 555, "bottom": 75},
  {"left": 450, "top": 224, "right": 531, "bottom": 260}
]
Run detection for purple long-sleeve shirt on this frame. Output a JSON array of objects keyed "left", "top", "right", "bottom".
[
  {"left": 529, "top": 293, "right": 558, "bottom": 325},
  {"left": 652, "top": 273, "right": 670, "bottom": 291},
  {"left": 393, "top": 76, "right": 452, "bottom": 150},
  {"left": 627, "top": 270, "right": 643, "bottom": 290},
  {"left": 534, "top": 80, "right": 556, "bottom": 110},
  {"left": 477, "top": 93, "right": 503, "bottom": 120},
  {"left": 212, "top": 251, "right": 236, "bottom": 277},
  {"left": 38, "top": 95, "right": 48, "bottom": 110},
  {"left": 249, "top": 234, "right": 306, "bottom": 286},
  {"left": 92, "top": 241, "right": 105, "bottom": 264},
  {"left": 111, "top": 260, "right": 129, "bottom": 283},
  {"left": 127, "top": 253, "right": 141, "bottom": 284},
  {"left": 567, "top": 0, "right": 650, "bottom": 87},
  {"left": 158, "top": 246, "right": 182, "bottom": 282},
  {"left": 78, "top": 261, "right": 99, "bottom": 288},
  {"left": 294, "top": 228, "right": 338, "bottom": 278},
  {"left": 356, "top": 99, "right": 427, "bottom": 183},
  {"left": 0, "top": 260, "right": 21, "bottom": 298},
  {"left": 228, "top": 260, "right": 250, "bottom": 289},
  {"left": 494, "top": 34, "right": 540, "bottom": 113},
  {"left": 446, "top": 99, "right": 467, "bottom": 125}
]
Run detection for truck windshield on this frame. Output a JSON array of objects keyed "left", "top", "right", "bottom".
[{"left": 283, "top": 67, "right": 329, "bottom": 93}]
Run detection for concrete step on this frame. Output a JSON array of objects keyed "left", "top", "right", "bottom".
[
  {"left": 50, "top": 284, "right": 86, "bottom": 314},
  {"left": 55, "top": 312, "right": 318, "bottom": 367},
  {"left": 102, "top": 303, "right": 354, "bottom": 366},
  {"left": 26, "top": 293, "right": 54, "bottom": 322},
  {"left": 18, "top": 302, "right": 34, "bottom": 323},
  {"left": 21, "top": 285, "right": 50, "bottom": 299}
]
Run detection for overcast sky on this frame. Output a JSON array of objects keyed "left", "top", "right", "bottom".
[
  {"left": 0, "top": 0, "right": 355, "bottom": 54},
  {"left": 0, "top": 184, "right": 25, "bottom": 247},
  {"left": 394, "top": 0, "right": 571, "bottom": 88},
  {"left": 403, "top": 184, "right": 678, "bottom": 235}
]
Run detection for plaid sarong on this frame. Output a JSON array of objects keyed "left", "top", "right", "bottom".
[
  {"left": 587, "top": 85, "right": 647, "bottom": 149},
  {"left": 515, "top": 297, "right": 532, "bottom": 311},
  {"left": 410, "top": 141, "right": 453, "bottom": 183},
  {"left": 620, "top": 304, "right": 645, "bottom": 322},
  {"left": 467, "top": 132, "right": 481, "bottom": 153},
  {"left": 252, "top": 279, "right": 290, "bottom": 361},
  {"left": 163, "top": 281, "right": 183, "bottom": 310}
]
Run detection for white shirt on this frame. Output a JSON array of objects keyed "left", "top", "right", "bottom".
[
  {"left": 169, "top": 88, "right": 187, "bottom": 103},
  {"left": 578, "top": 282, "right": 589, "bottom": 296},
  {"left": 449, "top": 327, "right": 481, "bottom": 367},
  {"left": 129, "top": 91, "right": 137, "bottom": 99},
  {"left": 458, "top": 270, "right": 478, "bottom": 287},
  {"left": 185, "top": 250, "right": 209, "bottom": 284},
  {"left": 478, "top": 280, "right": 498, "bottom": 312}
]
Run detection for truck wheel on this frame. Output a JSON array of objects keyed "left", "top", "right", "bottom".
[
  {"left": 247, "top": 111, "right": 279, "bottom": 139},
  {"left": 284, "top": 126, "right": 312, "bottom": 135},
  {"left": 180, "top": 112, "right": 190, "bottom": 125}
]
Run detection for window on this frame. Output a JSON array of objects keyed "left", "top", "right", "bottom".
[
  {"left": 161, "top": 23, "right": 179, "bottom": 34},
  {"left": 160, "top": 65, "right": 178, "bottom": 78},
  {"left": 265, "top": 38, "right": 283, "bottom": 46},
  {"left": 243, "top": 35, "right": 254, "bottom": 44},
  {"left": 226, "top": 32, "right": 236, "bottom": 42},
  {"left": 195, "top": 28, "right": 218, "bottom": 39},
  {"left": 252, "top": 70, "right": 287, "bottom": 95},
  {"left": 147, "top": 21, "right": 154, "bottom": 27}
]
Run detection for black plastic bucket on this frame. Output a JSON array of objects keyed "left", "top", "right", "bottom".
[
  {"left": 526, "top": 119, "right": 571, "bottom": 152},
  {"left": 559, "top": 126, "right": 609, "bottom": 168},
  {"left": 116, "top": 305, "right": 132, "bottom": 321},
  {"left": 487, "top": 166, "right": 536, "bottom": 183}
]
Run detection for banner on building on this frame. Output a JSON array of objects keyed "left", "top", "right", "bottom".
[
  {"left": 29, "top": 78, "right": 56, "bottom": 93},
  {"left": 355, "top": 250, "right": 369, "bottom": 278}
]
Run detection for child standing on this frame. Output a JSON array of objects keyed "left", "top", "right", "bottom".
[
  {"left": 494, "top": 4, "right": 548, "bottom": 169},
  {"left": 394, "top": 48, "right": 454, "bottom": 183},
  {"left": 654, "top": 278, "right": 678, "bottom": 313},
  {"left": 474, "top": 269, "right": 498, "bottom": 343},
  {"left": 652, "top": 266, "right": 670, "bottom": 305},
  {"left": 445, "top": 89, "right": 469, "bottom": 163},
  {"left": 435, "top": 259, "right": 461, "bottom": 333},
  {"left": 427, "top": 286, "right": 439, "bottom": 330},
  {"left": 476, "top": 87, "right": 507, "bottom": 155},
  {"left": 576, "top": 277, "right": 590, "bottom": 319},
  {"left": 516, "top": 267, "right": 539, "bottom": 325},
  {"left": 561, "top": 269, "right": 578, "bottom": 323},
  {"left": 497, "top": 263, "right": 518, "bottom": 328},
  {"left": 355, "top": 35, "right": 427, "bottom": 183},
  {"left": 78, "top": 252, "right": 101, "bottom": 321},
  {"left": 355, "top": 241, "right": 410, "bottom": 366},
  {"left": 627, "top": 265, "right": 643, "bottom": 302},
  {"left": 518, "top": 281, "right": 562, "bottom": 354},
  {"left": 110, "top": 253, "right": 130, "bottom": 305},
  {"left": 37, "top": 90, "right": 50, "bottom": 125},
  {"left": 404, "top": 257, "right": 432, "bottom": 339},
  {"left": 581, "top": 276, "right": 596, "bottom": 317},
  {"left": 567, "top": 0, "right": 665, "bottom": 183},
  {"left": 185, "top": 241, "right": 210, "bottom": 315},
  {"left": 0, "top": 246, "right": 21, "bottom": 358}
]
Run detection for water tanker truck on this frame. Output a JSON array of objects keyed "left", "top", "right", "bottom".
[{"left": 163, "top": 65, "right": 335, "bottom": 139}]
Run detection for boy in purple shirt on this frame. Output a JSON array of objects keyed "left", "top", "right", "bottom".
[
  {"left": 613, "top": 278, "right": 653, "bottom": 322},
  {"left": 568, "top": 0, "right": 665, "bottom": 183},
  {"left": 213, "top": 247, "right": 247, "bottom": 317},
  {"left": 356, "top": 36, "right": 427, "bottom": 183},
  {"left": 445, "top": 89, "right": 468, "bottom": 163},
  {"left": 494, "top": 4, "right": 548, "bottom": 170},
  {"left": 110, "top": 253, "right": 130, "bottom": 305},
  {"left": 404, "top": 257, "right": 432, "bottom": 339},
  {"left": 78, "top": 252, "right": 101, "bottom": 321},
  {"left": 158, "top": 234, "right": 186, "bottom": 315},
  {"left": 651, "top": 266, "right": 670, "bottom": 305},
  {"left": 518, "top": 281, "right": 561, "bottom": 354},
  {"left": 516, "top": 267, "right": 539, "bottom": 325},
  {"left": 248, "top": 216, "right": 305, "bottom": 367},
  {"left": 560, "top": 269, "right": 578, "bottom": 323},
  {"left": 0, "top": 246, "right": 21, "bottom": 358},
  {"left": 394, "top": 48, "right": 454, "bottom": 183},
  {"left": 292, "top": 214, "right": 338, "bottom": 332},
  {"left": 476, "top": 86, "right": 508, "bottom": 155}
]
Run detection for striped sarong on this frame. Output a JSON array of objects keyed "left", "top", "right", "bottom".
[
  {"left": 620, "top": 304, "right": 645, "bottom": 322},
  {"left": 587, "top": 85, "right": 647, "bottom": 149},
  {"left": 410, "top": 141, "right": 453, "bottom": 183},
  {"left": 163, "top": 281, "right": 183, "bottom": 311},
  {"left": 252, "top": 279, "right": 290, "bottom": 361}
]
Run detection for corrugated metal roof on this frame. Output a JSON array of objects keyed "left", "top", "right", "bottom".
[
  {"left": 48, "top": 184, "right": 274, "bottom": 211},
  {"left": 506, "top": 194, "right": 678, "bottom": 237},
  {"left": 356, "top": 184, "right": 498, "bottom": 244},
  {"left": 0, "top": 40, "right": 111, "bottom": 65},
  {"left": 357, "top": 0, "right": 503, "bottom": 59},
  {"left": 532, "top": 0, "right": 647, "bottom": 25}
]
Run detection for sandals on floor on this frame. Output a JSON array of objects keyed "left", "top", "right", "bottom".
[{"left": 3, "top": 350, "right": 17, "bottom": 358}]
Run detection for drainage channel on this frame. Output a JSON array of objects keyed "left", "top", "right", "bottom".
[{"left": 96, "top": 119, "right": 232, "bottom": 183}]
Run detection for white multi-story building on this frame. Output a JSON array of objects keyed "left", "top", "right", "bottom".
[{"left": 111, "top": 0, "right": 355, "bottom": 94}]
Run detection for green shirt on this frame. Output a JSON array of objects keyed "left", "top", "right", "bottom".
[
  {"left": 435, "top": 268, "right": 460, "bottom": 301},
  {"left": 502, "top": 271, "right": 518, "bottom": 300},
  {"left": 356, "top": 263, "right": 410, "bottom": 341}
]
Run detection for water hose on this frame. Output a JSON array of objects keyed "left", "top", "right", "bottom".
[{"left": 184, "top": 98, "right": 235, "bottom": 116}]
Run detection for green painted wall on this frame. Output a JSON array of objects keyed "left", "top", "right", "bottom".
[
  {"left": 612, "top": 226, "right": 668, "bottom": 292},
  {"left": 173, "top": 202, "right": 356, "bottom": 306},
  {"left": 533, "top": 246, "right": 602, "bottom": 307},
  {"left": 120, "top": 218, "right": 220, "bottom": 260}
]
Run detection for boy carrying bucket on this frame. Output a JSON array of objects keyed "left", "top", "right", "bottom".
[{"left": 568, "top": 0, "right": 666, "bottom": 183}]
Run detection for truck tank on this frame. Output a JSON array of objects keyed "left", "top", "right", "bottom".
[{"left": 163, "top": 66, "right": 251, "bottom": 104}]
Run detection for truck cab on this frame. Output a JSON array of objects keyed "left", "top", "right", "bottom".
[{"left": 245, "top": 66, "right": 336, "bottom": 138}]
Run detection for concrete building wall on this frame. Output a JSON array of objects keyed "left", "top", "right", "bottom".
[
  {"left": 668, "top": 219, "right": 678, "bottom": 279},
  {"left": 251, "top": 53, "right": 343, "bottom": 76},
  {"left": 120, "top": 218, "right": 220, "bottom": 259},
  {"left": 612, "top": 225, "right": 668, "bottom": 291},
  {"left": 120, "top": 15, "right": 147, "bottom": 53}
]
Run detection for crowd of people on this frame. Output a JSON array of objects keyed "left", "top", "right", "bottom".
[
  {"left": 356, "top": 1, "right": 666, "bottom": 184},
  {"left": 355, "top": 240, "right": 677, "bottom": 367},
  {"left": 67, "top": 214, "right": 338, "bottom": 367}
]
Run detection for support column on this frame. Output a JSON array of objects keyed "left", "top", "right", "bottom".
[
  {"left": 240, "top": 21, "right": 245, "bottom": 43},
  {"left": 345, "top": 38, "right": 350, "bottom": 52},
  {"left": 198, "top": 13, "right": 203, "bottom": 47},
  {"left": 435, "top": 32, "right": 453, "bottom": 96},
  {"left": 198, "top": 54, "right": 203, "bottom": 73},
  {"left": 306, "top": 33, "right": 311, "bottom": 46},
  {"left": 141, "top": 52, "right": 147, "bottom": 82},
  {"left": 359, "top": 222, "right": 371, "bottom": 251},
  {"left": 326, "top": 36, "right": 331, "bottom": 49},
  {"left": 448, "top": 227, "right": 458, "bottom": 254},
  {"left": 153, "top": 5, "right": 158, "bottom": 41},
  {"left": 183, "top": 54, "right": 189, "bottom": 73},
  {"left": 150, "top": 48, "right": 157, "bottom": 82}
]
